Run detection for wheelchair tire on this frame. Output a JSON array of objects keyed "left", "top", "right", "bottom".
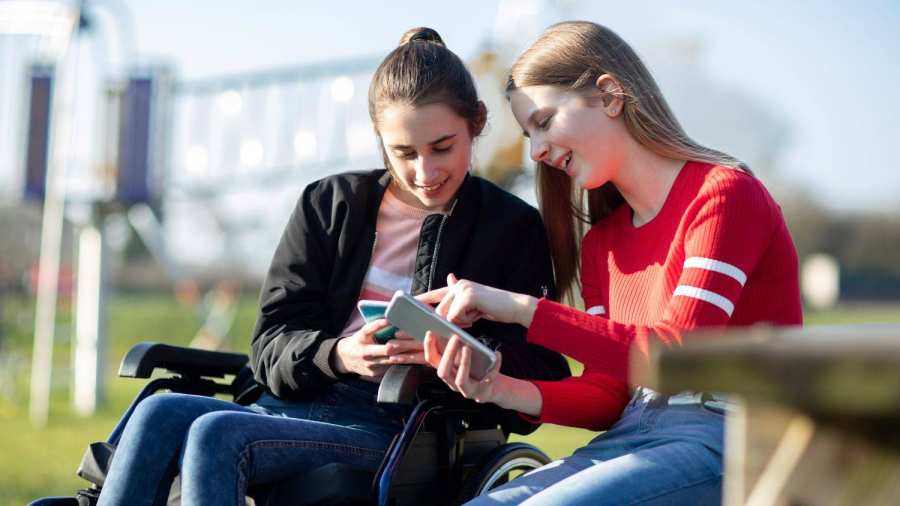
[{"left": 457, "top": 442, "right": 552, "bottom": 502}]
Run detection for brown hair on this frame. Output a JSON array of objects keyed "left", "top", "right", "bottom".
[
  {"left": 507, "top": 21, "right": 748, "bottom": 300},
  {"left": 368, "top": 27, "right": 486, "bottom": 171}
]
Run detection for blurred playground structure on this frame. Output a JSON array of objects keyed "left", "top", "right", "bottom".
[
  {"left": 2, "top": 0, "right": 900, "bottom": 428},
  {"left": 0, "top": 0, "right": 544, "bottom": 425}
]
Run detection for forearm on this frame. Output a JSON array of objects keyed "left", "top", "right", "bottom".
[
  {"left": 525, "top": 299, "right": 638, "bottom": 377},
  {"left": 474, "top": 319, "right": 570, "bottom": 382},
  {"left": 530, "top": 373, "right": 631, "bottom": 431},
  {"left": 250, "top": 326, "right": 338, "bottom": 397},
  {"left": 493, "top": 375, "right": 543, "bottom": 417},
  {"left": 511, "top": 292, "right": 539, "bottom": 327}
]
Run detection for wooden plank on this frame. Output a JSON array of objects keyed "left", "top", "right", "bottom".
[
  {"left": 636, "top": 324, "right": 900, "bottom": 419},
  {"left": 641, "top": 325, "right": 900, "bottom": 505}
]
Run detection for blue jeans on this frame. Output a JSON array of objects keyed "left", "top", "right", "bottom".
[
  {"left": 97, "top": 379, "right": 408, "bottom": 506},
  {"left": 466, "top": 388, "right": 725, "bottom": 506}
]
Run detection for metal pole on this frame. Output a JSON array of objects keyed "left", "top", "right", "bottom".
[
  {"left": 29, "top": 4, "right": 80, "bottom": 427},
  {"left": 72, "top": 209, "right": 107, "bottom": 415}
]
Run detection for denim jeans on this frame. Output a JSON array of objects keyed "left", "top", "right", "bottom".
[
  {"left": 465, "top": 388, "right": 725, "bottom": 506},
  {"left": 97, "top": 379, "right": 408, "bottom": 506}
]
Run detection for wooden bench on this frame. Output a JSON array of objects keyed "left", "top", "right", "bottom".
[{"left": 638, "top": 324, "right": 900, "bottom": 505}]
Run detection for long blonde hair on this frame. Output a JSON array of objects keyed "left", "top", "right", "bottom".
[{"left": 507, "top": 21, "right": 748, "bottom": 300}]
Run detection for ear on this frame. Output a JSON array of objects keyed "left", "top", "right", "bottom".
[
  {"left": 471, "top": 100, "right": 488, "bottom": 136},
  {"left": 594, "top": 74, "right": 624, "bottom": 117}
]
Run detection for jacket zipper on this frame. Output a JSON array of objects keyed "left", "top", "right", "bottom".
[{"left": 427, "top": 200, "right": 458, "bottom": 291}]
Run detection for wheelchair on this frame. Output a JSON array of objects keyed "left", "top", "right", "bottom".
[{"left": 31, "top": 342, "right": 552, "bottom": 505}]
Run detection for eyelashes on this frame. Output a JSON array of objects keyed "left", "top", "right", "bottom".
[
  {"left": 537, "top": 115, "right": 553, "bottom": 130},
  {"left": 396, "top": 145, "right": 453, "bottom": 160}
]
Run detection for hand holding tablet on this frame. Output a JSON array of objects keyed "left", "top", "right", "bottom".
[{"left": 384, "top": 291, "right": 498, "bottom": 380}]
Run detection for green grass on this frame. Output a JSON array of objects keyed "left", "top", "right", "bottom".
[
  {"left": 0, "top": 292, "right": 261, "bottom": 505},
  {"left": 1, "top": 294, "right": 899, "bottom": 505}
]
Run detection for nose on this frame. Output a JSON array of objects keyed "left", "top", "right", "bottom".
[
  {"left": 415, "top": 154, "right": 440, "bottom": 182},
  {"left": 529, "top": 137, "right": 550, "bottom": 163}
]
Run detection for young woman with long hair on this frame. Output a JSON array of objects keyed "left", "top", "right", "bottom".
[{"left": 421, "top": 21, "right": 802, "bottom": 505}]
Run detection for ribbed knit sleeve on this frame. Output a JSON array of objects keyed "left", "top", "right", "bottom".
[
  {"left": 528, "top": 370, "right": 630, "bottom": 430},
  {"left": 530, "top": 174, "right": 776, "bottom": 376},
  {"left": 522, "top": 167, "right": 800, "bottom": 428},
  {"left": 663, "top": 172, "right": 776, "bottom": 329}
]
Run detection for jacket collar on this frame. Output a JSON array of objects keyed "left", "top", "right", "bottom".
[{"left": 428, "top": 173, "right": 480, "bottom": 289}]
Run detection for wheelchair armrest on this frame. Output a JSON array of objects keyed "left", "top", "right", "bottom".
[
  {"left": 377, "top": 365, "right": 442, "bottom": 405},
  {"left": 118, "top": 342, "right": 249, "bottom": 379}
]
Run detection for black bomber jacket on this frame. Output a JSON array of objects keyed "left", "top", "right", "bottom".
[{"left": 250, "top": 170, "right": 570, "bottom": 434}]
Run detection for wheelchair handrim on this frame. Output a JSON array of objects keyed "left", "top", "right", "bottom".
[{"left": 475, "top": 456, "right": 547, "bottom": 495}]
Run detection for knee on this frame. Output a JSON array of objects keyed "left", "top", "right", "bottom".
[
  {"left": 128, "top": 393, "right": 189, "bottom": 431},
  {"left": 184, "top": 411, "right": 246, "bottom": 456}
]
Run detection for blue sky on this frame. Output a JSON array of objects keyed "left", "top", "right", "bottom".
[
  {"left": 121, "top": 0, "right": 900, "bottom": 212},
  {"left": 5, "top": 0, "right": 900, "bottom": 212}
]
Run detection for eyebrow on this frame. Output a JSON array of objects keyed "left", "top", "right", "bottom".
[{"left": 389, "top": 134, "right": 457, "bottom": 150}]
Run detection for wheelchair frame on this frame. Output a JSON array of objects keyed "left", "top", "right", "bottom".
[{"left": 32, "top": 342, "right": 551, "bottom": 506}]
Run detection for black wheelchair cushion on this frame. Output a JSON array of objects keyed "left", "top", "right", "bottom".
[{"left": 264, "top": 463, "right": 374, "bottom": 505}]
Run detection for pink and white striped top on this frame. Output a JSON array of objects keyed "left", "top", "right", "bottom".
[{"left": 339, "top": 187, "right": 439, "bottom": 337}]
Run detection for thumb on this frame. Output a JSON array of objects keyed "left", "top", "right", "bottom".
[
  {"left": 488, "top": 351, "right": 503, "bottom": 378},
  {"left": 447, "top": 273, "right": 458, "bottom": 286}
]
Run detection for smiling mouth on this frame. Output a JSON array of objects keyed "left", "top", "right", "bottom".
[
  {"left": 554, "top": 152, "right": 572, "bottom": 172},
  {"left": 415, "top": 178, "right": 448, "bottom": 193}
]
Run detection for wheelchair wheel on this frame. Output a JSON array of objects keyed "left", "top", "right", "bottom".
[{"left": 458, "top": 442, "right": 552, "bottom": 501}]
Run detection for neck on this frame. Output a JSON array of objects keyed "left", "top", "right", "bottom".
[{"left": 611, "top": 141, "right": 685, "bottom": 227}]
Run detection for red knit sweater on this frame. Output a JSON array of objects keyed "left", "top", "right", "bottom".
[{"left": 525, "top": 162, "right": 802, "bottom": 430}]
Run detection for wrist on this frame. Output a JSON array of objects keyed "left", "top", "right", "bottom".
[
  {"left": 493, "top": 375, "right": 542, "bottom": 417},
  {"left": 491, "top": 374, "right": 516, "bottom": 409},
  {"left": 513, "top": 294, "right": 538, "bottom": 327},
  {"left": 331, "top": 338, "right": 350, "bottom": 375}
]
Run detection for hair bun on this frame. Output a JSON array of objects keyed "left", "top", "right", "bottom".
[{"left": 398, "top": 27, "right": 445, "bottom": 47}]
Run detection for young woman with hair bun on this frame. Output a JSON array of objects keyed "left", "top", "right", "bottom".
[{"left": 90, "top": 27, "right": 568, "bottom": 506}]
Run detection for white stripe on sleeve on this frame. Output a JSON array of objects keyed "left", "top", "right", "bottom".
[
  {"left": 673, "top": 285, "right": 735, "bottom": 316},
  {"left": 683, "top": 257, "right": 747, "bottom": 286},
  {"left": 586, "top": 305, "right": 606, "bottom": 316}
]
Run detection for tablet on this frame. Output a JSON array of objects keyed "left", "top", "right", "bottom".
[{"left": 384, "top": 290, "right": 497, "bottom": 380}]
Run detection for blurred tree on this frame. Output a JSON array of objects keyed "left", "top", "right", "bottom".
[
  {"left": 779, "top": 188, "right": 833, "bottom": 261},
  {"left": 779, "top": 189, "right": 900, "bottom": 300}
]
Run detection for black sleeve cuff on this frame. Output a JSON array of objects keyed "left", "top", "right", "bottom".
[{"left": 314, "top": 337, "right": 357, "bottom": 380}]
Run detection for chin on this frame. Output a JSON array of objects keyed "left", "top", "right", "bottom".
[
  {"left": 574, "top": 175, "right": 594, "bottom": 190},
  {"left": 420, "top": 197, "right": 450, "bottom": 210},
  {"left": 577, "top": 171, "right": 609, "bottom": 190}
]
